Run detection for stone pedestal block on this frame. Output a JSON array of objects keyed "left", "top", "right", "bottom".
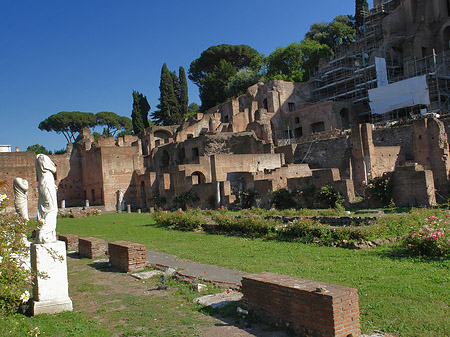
[
  {"left": 31, "top": 241, "right": 73, "bottom": 315},
  {"left": 78, "top": 237, "right": 108, "bottom": 258},
  {"left": 109, "top": 241, "right": 146, "bottom": 272}
]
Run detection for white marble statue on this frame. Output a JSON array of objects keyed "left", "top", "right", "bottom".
[
  {"left": 116, "top": 188, "right": 124, "bottom": 212},
  {"left": 35, "top": 154, "right": 58, "bottom": 243},
  {"left": 13, "top": 178, "right": 29, "bottom": 220}
]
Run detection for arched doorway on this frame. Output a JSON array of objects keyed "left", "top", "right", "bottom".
[{"left": 191, "top": 171, "right": 206, "bottom": 185}]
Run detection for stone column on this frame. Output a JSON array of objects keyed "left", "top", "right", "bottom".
[
  {"left": 61, "top": 200, "right": 66, "bottom": 210},
  {"left": 127, "top": 204, "right": 131, "bottom": 213},
  {"left": 216, "top": 181, "right": 221, "bottom": 208}
]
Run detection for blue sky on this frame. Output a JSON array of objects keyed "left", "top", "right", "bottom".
[{"left": 1, "top": 0, "right": 356, "bottom": 152}]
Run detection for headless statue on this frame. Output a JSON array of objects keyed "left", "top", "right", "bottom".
[
  {"left": 35, "top": 154, "right": 58, "bottom": 243},
  {"left": 13, "top": 178, "right": 29, "bottom": 221}
]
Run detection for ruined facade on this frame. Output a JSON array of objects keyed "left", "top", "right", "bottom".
[{"left": 2, "top": 0, "right": 450, "bottom": 214}]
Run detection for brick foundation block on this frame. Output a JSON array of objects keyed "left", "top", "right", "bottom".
[
  {"left": 242, "top": 272, "right": 360, "bottom": 337},
  {"left": 108, "top": 241, "right": 146, "bottom": 272},
  {"left": 78, "top": 237, "right": 108, "bottom": 258},
  {"left": 57, "top": 233, "right": 79, "bottom": 251}
]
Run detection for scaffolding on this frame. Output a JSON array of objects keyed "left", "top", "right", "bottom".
[{"left": 311, "top": 2, "right": 450, "bottom": 123}]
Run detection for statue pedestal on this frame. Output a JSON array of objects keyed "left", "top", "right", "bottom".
[{"left": 31, "top": 241, "right": 73, "bottom": 315}]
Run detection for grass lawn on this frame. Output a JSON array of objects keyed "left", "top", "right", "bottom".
[{"left": 56, "top": 213, "right": 450, "bottom": 336}]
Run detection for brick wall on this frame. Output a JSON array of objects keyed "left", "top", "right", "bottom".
[
  {"left": 242, "top": 272, "right": 360, "bottom": 337},
  {"left": 108, "top": 241, "right": 146, "bottom": 272},
  {"left": 57, "top": 234, "right": 79, "bottom": 251}
]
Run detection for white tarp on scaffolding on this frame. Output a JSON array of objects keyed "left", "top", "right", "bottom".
[
  {"left": 375, "top": 57, "right": 388, "bottom": 87},
  {"left": 368, "top": 75, "right": 430, "bottom": 114}
]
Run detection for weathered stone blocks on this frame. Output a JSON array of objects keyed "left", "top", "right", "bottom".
[
  {"left": 57, "top": 233, "right": 79, "bottom": 251},
  {"left": 108, "top": 241, "right": 146, "bottom": 272},
  {"left": 242, "top": 272, "right": 360, "bottom": 337},
  {"left": 78, "top": 237, "right": 108, "bottom": 258}
]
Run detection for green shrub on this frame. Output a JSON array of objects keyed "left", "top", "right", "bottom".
[
  {"left": 317, "top": 184, "right": 344, "bottom": 208},
  {"left": 0, "top": 181, "right": 35, "bottom": 315},
  {"left": 366, "top": 175, "right": 393, "bottom": 206},
  {"left": 238, "top": 190, "right": 259, "bottom": 209},
  {"left": 153, "top": 210, "right": 205, "bottom": 230},
  {"left": 403, "top": 215, "right": 450, "bottom": 257},
  {"left": 271, "top": 189, "right": 296, "bottom": 209},
  {"left": 213, "top": 214, "right": 276, "bottom": 235},
  {"left": 172, "top": 190, "right": 199, "bottom": 210}
]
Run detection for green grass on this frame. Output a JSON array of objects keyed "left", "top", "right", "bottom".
[
  {"left": 0, "top": 311, "right": 109, "bottom": 336},
  {"left": 56, "top": 213, "right": 450, "bottom": 336}
]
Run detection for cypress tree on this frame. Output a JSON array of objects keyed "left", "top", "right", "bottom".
[
  {"left": 178, "top": 66, "right": 189, "bottom": 117},
  {"left": 155, "top": 63, "right": 183, "bottom": 125},
  {"left": 355, "top": 0, "right": 369, "bottom": 28},
  {"left": 131, "top": 90, "right": 150, "bottom": 134}
]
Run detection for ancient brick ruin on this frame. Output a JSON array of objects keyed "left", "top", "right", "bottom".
[{"left": 2, "top": 0, "right": 450, "bottom": 213}]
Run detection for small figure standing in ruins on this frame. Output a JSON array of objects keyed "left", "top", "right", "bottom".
[
  {"left": 13, "top": 177, "right": 29, "bottom": 221},
  {"left": 35, "top": 154, "right": 58, "bottom": 243},
  {"left": 116, "top": 188, "right": 124, "bottom": 212}
]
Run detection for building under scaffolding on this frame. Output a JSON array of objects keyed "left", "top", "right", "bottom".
[{"left": 311, "top": 0, "right": 450, "bottom": 124}]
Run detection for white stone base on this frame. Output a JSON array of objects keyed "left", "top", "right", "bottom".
[
  {"left": 31, "top": 298, "right": 73, "bottom": 315},
  {"left": 31, "top": 241, "right": 73, "bottom": 316}
]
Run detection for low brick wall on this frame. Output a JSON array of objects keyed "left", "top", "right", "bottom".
[
  {"left": 108, "top": 241, "right": 146, "bottom": 272},
  {"left": 78, "top": 237, "right": 108, "bottom": 258},
  {"left": 57, "top": 233, "right": 79, "bottom": 251},
  {"left": 242, "top": 272, "right": 360, "bottom": 337}
]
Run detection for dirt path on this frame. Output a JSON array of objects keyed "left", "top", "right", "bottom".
[{"left": 67, "top": 253, "right": 289, "bottom": 337}]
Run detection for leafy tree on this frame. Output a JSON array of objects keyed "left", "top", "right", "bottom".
[
  {"left": 96, "top": 111, "right": 132, "bottom": 137},
  {"left": 178, "top": 66, "right": 189, "bottom": 117},
  {"left": 225, "top": 69, "right": 261, "bottom": 98},
  {"left": 355, "top": 0, "right": 369, "bottom": 28},
  {"left": 305, "top": 15, "right": 356, "bottom": 52},
  {"left": 266, "top": 42, "right": 305, "bottom": 82},
  {"left": 26, "top": 144, "right": 49, "bottom": 155},
  {"left": 299, "top": 39, "right": 332, "bottom": 80},
  {"left": 185, "top": 103, "right": 200, "bottom": 119},
  {"left": 131, "top": 90, "right": 150, "bottom": 134},
  {"left": 188, "top": 102, "right": 200, "bottom": 114},
  {"left": 188, "top": 44, "right": 260, "bottom": 110},
  {"left": 200, "top": 59, "right": 237, "bottom": 109},
  {"left": 38, "top": 111, "right": 97, "bottom": 143}
]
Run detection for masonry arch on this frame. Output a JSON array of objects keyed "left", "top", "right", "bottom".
[
  {"left": 154, "top": 129, "right": 172, "bottom": 145},
  {"left": 191, "top": 171, "right": 206, "bottom": 185}
]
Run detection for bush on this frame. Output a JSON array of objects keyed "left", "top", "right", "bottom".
[
  {"left": 153, "top": 210, "right": 205, "bottom": 230},
  {"left": 271, "top": 189, "right": 296, "bottom": 210},
  {"left": 172, "top": 190, "right": 199, "bottom": 210},
  {"left": 317, "top": 184, "right": 344, "bottom": 208},
  {"left": 403, "top": 215, "right": 450, "bottom": 257},
  {"left": 279, "top": 218, "right": 369, "bottom": 244},
  {"left": 366, "top": 175, "right": 393, "bottom": 206},
  {"left": 0, "top": 181, "right": 35, "bottom": 315},
  {"left": 213, "top": 214, "right": 276, "bottom": 235},
  {"left": 238, "top": 190, "right": 259, "bottom": 209},
  {"left": 81, "top": 208, "right": 101, "bottom": 216}
]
